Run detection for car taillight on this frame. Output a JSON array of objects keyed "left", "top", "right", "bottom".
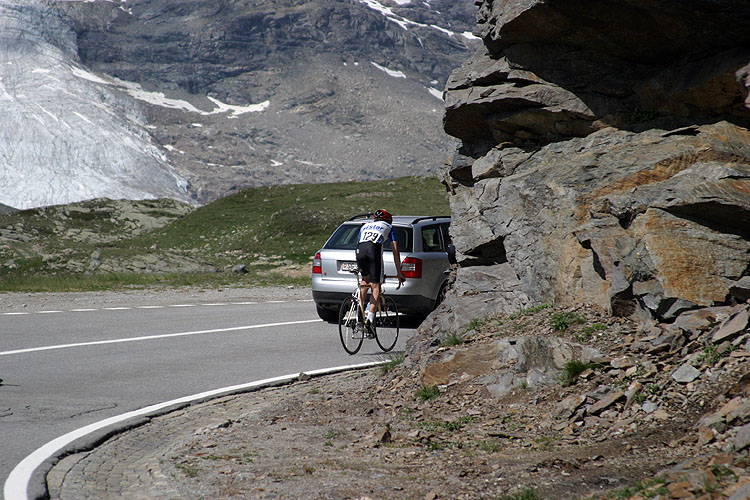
[
  {"left": 401, "top": 257, "right": 422, "bottom": 279},
  {"left": 312, "top": 252, "right": 322, "bottom": 274}
]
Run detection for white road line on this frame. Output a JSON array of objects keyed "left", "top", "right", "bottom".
[
  {"left": 0, "top": 299, "right": 311, "bottom": 315},
  {"left": 0, "top": 319, "right": 320, "bottom": 357},
  {"left": 3, "top": 361, "right": 381, "bottom": 500}
]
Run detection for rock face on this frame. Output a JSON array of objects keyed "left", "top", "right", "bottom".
[
  {"left": 1, "top": 0, "right": 478, "bottom": 209},
  {"left": 440, "top": 0, "right": 750, "bottom": 328}
]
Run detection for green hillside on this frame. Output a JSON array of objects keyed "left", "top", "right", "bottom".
[{"left": 0, "top": 177, "right": 449, "bottom": 291}]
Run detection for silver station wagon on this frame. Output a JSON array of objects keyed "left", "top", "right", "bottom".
[{"left": 312, "top": 214, "right": 452, "bottom": 322}]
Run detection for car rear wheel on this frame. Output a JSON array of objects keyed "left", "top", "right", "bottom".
[
  {"left": 316, "top": 304, "right": 339, "bottom": 323},
  {"left": 434, "top": 281, "right": 448, "bottom": 309}
]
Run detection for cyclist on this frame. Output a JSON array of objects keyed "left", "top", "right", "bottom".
[{"left": 356, "top": 209, "right": 405, "bottom": 335}]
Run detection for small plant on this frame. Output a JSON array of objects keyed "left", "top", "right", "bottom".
[
  {"left": 440, "top": 331, "right": 465, "bottom": 347},
  {"left": 509, "top": 303, "right": 551, "bottom": 320},
  {"left": 551, "top": 312, "right": 585, "bottom": 331},
  {"left": 498, "top": 488, "right": 541, "bottom": 500},
  {"left": 466, "top": 317, "right": 487, "bottom": 331},
  {"left": 632, "top": 392, "right": 646, "bottom": 404},
  {"left": 534, "top": 436, "right": 557, "bottom": 451},
  {"left": 645, "top": 383, "right": 660, "bottom": 395},
  {"left": 629, "top": 107, "right": 659, "bottom": 124},
  {"left": 416, "top": 385, "right": 440, "bottom": 401},
  {"left": 579, "top": 323, "right": 607, "bottom": 341},
  {"left": 560, "top": 360, "right": 596, "bottom": 386},
  {"left": 697, "top": 344, "right": 733, "bottom": 366},
  {"left": 478, "top": 440, "right": 503, "bottom": 452},
  {"left": 381, "top": 353, "right": 405, "bottom": 374}
]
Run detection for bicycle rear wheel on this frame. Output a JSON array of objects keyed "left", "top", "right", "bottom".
[
  {"left": 338, "top": 297, "right": 364, "bottom": 355},
  {"left": 375, "top": 296, "right": 399, "bottom": 352}
]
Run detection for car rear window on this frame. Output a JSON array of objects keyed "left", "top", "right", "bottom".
[{"left": 324, "top": 224, "right": 413, "bottom": 252}]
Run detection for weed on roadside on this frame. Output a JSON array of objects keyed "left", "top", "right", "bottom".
[{"left": 381, "top": 353, "right": 405, "bottom": 374}]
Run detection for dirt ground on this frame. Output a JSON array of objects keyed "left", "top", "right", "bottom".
[
  {"left": 151, "top": 302, "right": 750, "bottom": 500},
  {"left": 154, "top": 367, "right": 703, "bottom": 500}
]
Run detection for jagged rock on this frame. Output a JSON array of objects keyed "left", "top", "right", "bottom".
[
  {"left": 440, "top": 0, "right": 750, "bottom": 324},
  {"left": 734, "top": 423, "right": 750, "bottom": 451},
  {"left": 588, "top": 390, "right": 625, "bottom": 416},
  {"left": 713, "top": 308, "right": 750, "bottom": 343},
  {"left": 672, "top": 364, "right": 701, "bottom": 384}
]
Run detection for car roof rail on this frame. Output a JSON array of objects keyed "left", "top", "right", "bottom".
[
  {"left": 348, "top": 213, "right": 373, "bottom": 221},
  {"left": 410, "top": 216, "right": 451, "bottom": 224}
]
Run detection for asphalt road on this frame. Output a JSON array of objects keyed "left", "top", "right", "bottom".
[{"left": 0, "top": 289, "right": 411, "bottom": 496}]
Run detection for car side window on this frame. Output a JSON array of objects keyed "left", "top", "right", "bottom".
[
  {"left": 324, "top": 224, "right": 362, "bottom": 249},
  {"left": 384, "top": 226, "right": 412, "bottom": 252},
  {"left": 421, "top": 224, "right": 445, "bottom": 252}
]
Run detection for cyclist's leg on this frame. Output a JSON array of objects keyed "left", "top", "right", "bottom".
[{"left": 369, "top": 282, "right": 381, "bottom": 318}]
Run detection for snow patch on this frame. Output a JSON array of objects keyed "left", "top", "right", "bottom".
[
  {"left": 71, "top": 66, "right": 269, "bottom": 117},
  {"left": 427, "top": 87, "right": 443, "bottom": 100},
  {"left": 371, "top": 62, "right": 406, "bottom": 79},
  {"left": 357, "top": 0, "right": 476, "bottom": 39}
]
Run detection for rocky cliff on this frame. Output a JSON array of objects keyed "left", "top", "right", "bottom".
[
  {"left": 438, "top": 0, "right": 750, "bottom": 328},
  {"left": 1, "top": 0, "right": 478, "bottom": 209}
]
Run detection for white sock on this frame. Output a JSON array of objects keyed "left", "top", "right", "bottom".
[{"left": 367, "top": 311, "right": 375, "bottom": 323}]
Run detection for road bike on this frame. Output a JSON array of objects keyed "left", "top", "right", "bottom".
[{"left": 338, "top": 269, "right": 400, "bottom": 355}]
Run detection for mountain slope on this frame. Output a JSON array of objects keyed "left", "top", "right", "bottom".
[{"left": 0, "top": 0, "right": 478, "bottom": 209}]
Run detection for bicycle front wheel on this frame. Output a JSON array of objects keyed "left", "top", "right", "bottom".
[
  {"left": 375, "top": 296, "right": 399, "bottom": 352},
  {"left": 338, "top": 297, "right": 363, "bottom": 355}
]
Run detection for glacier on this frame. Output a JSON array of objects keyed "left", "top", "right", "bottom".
[{"left": 0, "top": 0, "right": 193, "bottom": 210}]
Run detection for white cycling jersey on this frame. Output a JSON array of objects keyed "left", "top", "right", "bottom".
[{"left": 358, "top": 221, "right": 395, "bottom": 245}]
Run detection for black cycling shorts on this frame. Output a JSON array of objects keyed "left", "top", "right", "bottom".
[{"left": 355, "top": 241, "right": 384, "bottom": 283}]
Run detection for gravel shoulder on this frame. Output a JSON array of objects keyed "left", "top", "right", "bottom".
[{"left": 0, "top": 286, "right": 312, "bottom": 312}]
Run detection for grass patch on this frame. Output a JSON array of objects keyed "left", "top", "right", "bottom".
[
  {"left": 381, "top": 353, "right": 405, "bottom": 374},
  {"left": 477, "top": 440, "right": 503, "bottom": 452},
  {"left": 416, "top": 385, "right": 440, "bottom": 402},
  {"left": 440, "top": 331, "right": 465, "bottom": 347},
  {"left": 550, "top": 311, "right": 585, "bottom": 331},
  {"left": 508, "top": 303, "right": 551, "bottom": 320},
  {"left": 499, "top": 488, "right": 541, "bottom": 500},
  {"left": 0, "top": 177, "right": 449, "bottom": 291},
  {"left": 560, "top": 360, "right": 598, "bottom": 387}
]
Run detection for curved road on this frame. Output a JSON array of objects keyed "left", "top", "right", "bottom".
[{"left": 0, "top": 290, "right": 411, "bottom": 499}]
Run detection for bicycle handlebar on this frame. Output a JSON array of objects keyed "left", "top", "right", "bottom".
[{"left": 348, "top": 269, "right": 403, "bottom": 290}]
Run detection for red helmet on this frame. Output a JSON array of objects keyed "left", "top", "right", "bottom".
[{"left": 374, "top": 209, "right": 393, "bottom": 224}]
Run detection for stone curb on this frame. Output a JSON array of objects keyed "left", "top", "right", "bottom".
[{"left": 5, "top": 362, "right": 383, "bottom": 500}]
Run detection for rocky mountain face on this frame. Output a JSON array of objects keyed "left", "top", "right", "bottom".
[
  {"left": 1, "top": 0, "right": 478, "bottom": 209},
  {"left": 438, "top": 0, "right": 750, "bottom": 329}
]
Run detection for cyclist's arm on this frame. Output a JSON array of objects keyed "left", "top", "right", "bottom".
[{"left": 391, "top": 239, "right": 405, "bottom": 282}]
